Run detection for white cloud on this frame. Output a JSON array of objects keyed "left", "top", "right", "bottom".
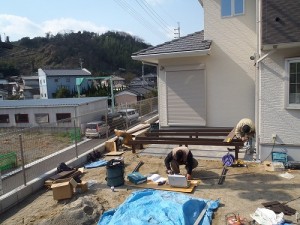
[
  {"left": 0, "top": 14, "right": 42, "bottom": 41},
  {"left": 0, "top": 14, "right": 109, "bottom": 41},
  {"left": 42, "top": 18, "right": 108, "bottom": 36}
]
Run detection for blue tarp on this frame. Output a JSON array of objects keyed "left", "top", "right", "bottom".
[
  {"left": 98, "top": 189, "right": 219, "bottom": 225},
  {"left": 84, "top": 159, "right": 108, "bottom": 169}
]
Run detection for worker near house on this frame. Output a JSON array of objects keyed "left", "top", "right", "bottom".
[
  {"left": 164, "top": 146, "right": 198, "bottom": 180},
  {"left": 235, "top": 118, "right": 255, "bottom": 142}
]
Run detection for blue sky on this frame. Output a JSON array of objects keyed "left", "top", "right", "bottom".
[{"left": 0, "top": 0, "right": 204, "bottom": 46}]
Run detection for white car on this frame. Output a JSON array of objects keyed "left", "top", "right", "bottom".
[
  {"left": 85, "top": 121, "right": 109, "bottom": 138},
  {"left": 118, "top": 109, "right": 139, "bottom": 124}
]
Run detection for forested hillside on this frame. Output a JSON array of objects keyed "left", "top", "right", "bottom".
[{"left": 0, "top": 31, "right": 153, "bottom": 78}]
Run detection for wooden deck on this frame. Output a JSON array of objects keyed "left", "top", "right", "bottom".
[{"left": 128, "top": 127, "right": 244, "bottom": 160}]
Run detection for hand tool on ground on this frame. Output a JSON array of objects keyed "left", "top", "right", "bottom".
[{"left": 132, "top": 161, "right": 144, "bottom": 172}]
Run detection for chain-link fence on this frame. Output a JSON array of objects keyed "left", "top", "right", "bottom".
[{"left": 0, "top": 97, "right": 157, "bottom": 195}]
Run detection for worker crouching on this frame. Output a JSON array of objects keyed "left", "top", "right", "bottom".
[{"left": 164, "top": 146, "right": 198, "bottom": 180}]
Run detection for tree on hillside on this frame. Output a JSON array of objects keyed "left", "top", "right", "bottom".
[
  {"left": 0, "top": 31, "right": 155, "bottom": 77},
  {"left": 55, "top": 87, "right": 71, "bottom": 98}
]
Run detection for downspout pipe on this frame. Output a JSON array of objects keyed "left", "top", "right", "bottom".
[
  {"left": 255, "top": 0, "right": 261, "bottom": 161},
  {"left": 255, "top": 0, "right": 277, "bottom": 161}
]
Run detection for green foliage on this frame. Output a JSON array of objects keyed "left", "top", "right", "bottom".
[
  {"left": 55, "top": 87, "right": 71, "bottom": 98},
  {"left": 0, "top": 31, "right": 154, "bottom": 77}
]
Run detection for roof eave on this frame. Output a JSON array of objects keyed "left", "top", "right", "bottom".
[
  {"left": 262, "top": 42, "right": 300, "bottom": 51},
  {"left": 132, "top": 49, "right": 210, "bottom": 64}
]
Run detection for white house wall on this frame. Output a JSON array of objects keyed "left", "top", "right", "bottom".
[
  {"left": 0, "top": 99, "right": 107, "bottom": 128},
  {"left": 259, "top": 47, "right": 300, "bottom": 161},
  {"left": 158, "top": 57, "right": 206, "bottom": 127},
  {"left": 38, "top": 69, "right": 47, "bottom": 99},
  {"left": 202, "top": 0, "right": 256, "bottom": 127},
  {"left": 0, "top": 107, "right": 76, "bottom": 128}
]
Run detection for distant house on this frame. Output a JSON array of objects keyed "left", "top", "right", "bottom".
[
  {"left": 115, "top": 86, "right": 155, "bottom": 105},
  {"left": 0, "top": 97, "right": 107, "bottom": 129},
  {"left": 129, "top": 77, "right": 149, "bottom": 87},
  {"left": 0, "top": 79, "right": 10, "bottom": 96},
  {"left": 0, "top": 89, "right": 8, "bottom": 100},
  {"left": 38, "top": 68, "right": 92, "bottom": 99},
  {"left": 143, "top": 73, "right": 157, "bottom": 86},
  {"left": 101, "top": 75, "right": 125, "bottom": 90},
  {"left": 21, "top": 76, "right": 40, "bottom": 99}
]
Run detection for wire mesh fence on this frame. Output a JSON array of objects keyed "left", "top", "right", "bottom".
[{"left": 0, "top": 97, "right": 157, "bottom": 195}]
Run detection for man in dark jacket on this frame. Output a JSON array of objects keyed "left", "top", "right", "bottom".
[{"left": 164, "top": 146, "right": 198, "bottom": 180}]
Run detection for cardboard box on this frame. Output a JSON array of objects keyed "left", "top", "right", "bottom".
[
  {"left": 69, "top": 178, "right": 78, "bottom": 188},
  {"left": 76, "top": 181, "right": 88, "bottom": 193},
  {"left": 51, "top": 181, "right": 73, "bottom": 200},
  {"left": 51, "top": 178, "right": 79, "bottom": 200}
]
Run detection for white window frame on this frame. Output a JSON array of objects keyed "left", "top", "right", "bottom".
[
  {"left": 285, "top": 57, "right": 300, "bottom": 109},
  {"left": 221, "top": 0, "right": 245, "bottom": 18}
]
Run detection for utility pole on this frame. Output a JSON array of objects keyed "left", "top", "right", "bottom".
[
  {"left": 79, "top": 58, "right": 84, "bottom": 69},
  {"left": 142, "top": 63, "right": 145, "bottom": 86},
  {"left": 174, "top": 22, "right": 180, "bottom": 39}
]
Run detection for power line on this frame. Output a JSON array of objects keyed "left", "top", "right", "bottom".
[
  {"left": 136, "top": 0, "right": 173, "bottom": 34},
  {"left": 113, "top": 0, "right": 171, "bottom": 43}
]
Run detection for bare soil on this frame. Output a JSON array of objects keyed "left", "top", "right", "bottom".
[{"left": 1, "top": 149, "right": 300, "bottom": 225}]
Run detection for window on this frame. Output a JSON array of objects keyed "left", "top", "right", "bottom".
[
  {"left": 15, "top": 114, "right": 29, "bottom": 123},
  {"left": 286, "top": 58, "right": 300, "bottom": 108},
  {"left": 35, "top": 113, "right": 49, "bottom": 124},
  {"left": 221, "top": 0, "right": 244, "bottom": 17},
  {"left": 54, "top": 79, "right": 59, "bottom": 82},
  {"left": 56, "top": 113, "right": 71, "bottom": 123},
  {"left": 0, "top": 114, "right": 9, "bottom": 123}
]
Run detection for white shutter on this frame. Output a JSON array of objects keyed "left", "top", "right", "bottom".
[{"left": 166, "top": 69, "right": 206, "bottom": 126}]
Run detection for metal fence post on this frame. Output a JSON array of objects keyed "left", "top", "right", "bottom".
[
  {"left": 73, "top": 120, "right": 78, "bottom": 158},
  {"left": 19, "top": 134, "right": 27, "bottom": 186}
]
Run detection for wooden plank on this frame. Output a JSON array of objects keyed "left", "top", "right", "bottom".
[
  {"left": 136, "top": 136, "right": 226, "bottom": 142},
  {"left": 125, "top": 180, "right": 199, "bottom": 193},
  {"left": 131, "top": 127, "right": 150, "bottom": 137},
  {"left": 49, "top": 170, "right": 77, "bottom": 181},
  {"left": 128, "top": 139, "right": 243, "bottom": 147},
  {"left": 223, "top": 128, "right": 236, "bottom": 143},
  {"left": 151, "top": 128, "right": 233, "bottom": 133},
  {"left": 145, "top": 132, "right": 230, "bottom": 137},
  {"left": 126, "top": 123, "right": 150, "bottom": 134},
  {"left": 104, "top": 151, "right": 124, "bottom": 156}
]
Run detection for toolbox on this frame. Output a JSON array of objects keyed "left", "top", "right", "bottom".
[
  {"left": 272, "top": 152, "right": 287, "bottom": 163},
  {"left": 127, "top": 172, "right": 147, "bottom": 184}
]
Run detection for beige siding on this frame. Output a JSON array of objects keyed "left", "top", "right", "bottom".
[
  {"left": 202, "top": 0, "right": 256, "bottom": 126},
  {"left": 260, "top": 48, "right": 300, "bottom": 145}
]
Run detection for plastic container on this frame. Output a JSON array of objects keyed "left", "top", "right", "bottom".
[
  {"left": 106, "top": 159, "right": 124, "bottom": 187},
  {"left": 272, "top": 152, "right": 287, "bottom": 163}
]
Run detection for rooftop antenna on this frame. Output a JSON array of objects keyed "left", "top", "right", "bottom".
[{"left": 174, "top": 22, "right": 180, "bottom": 39}]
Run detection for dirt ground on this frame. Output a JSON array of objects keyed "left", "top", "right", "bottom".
[{"left": 1, "top": 149, "right": 300, "bottom": 225}]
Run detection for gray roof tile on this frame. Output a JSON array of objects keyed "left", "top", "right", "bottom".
[
  {"left": 133, "top": 31, "right": 211, "bottom": 56},
  {"left": 0, "top": 97, "right": 107, "bottom": 108},
  {"left": 43, "top": 69, "right": 91, "bottom": 76}
]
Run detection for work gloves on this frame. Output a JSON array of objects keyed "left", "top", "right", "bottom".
[{"left": 166, "top": 169, "right": 173, "bottom": 175}]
